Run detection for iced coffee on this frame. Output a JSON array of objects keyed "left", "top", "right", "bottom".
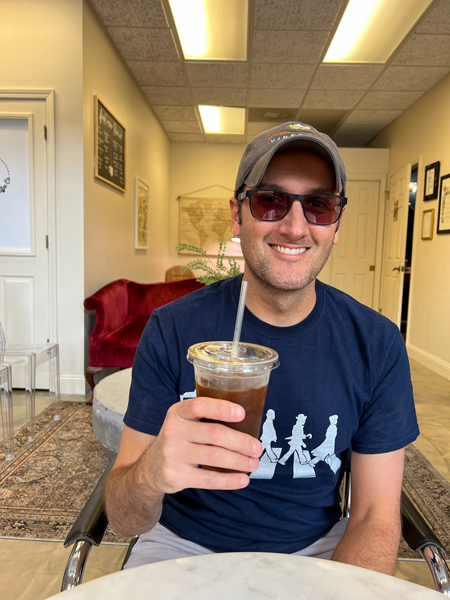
[{"left": 187, "top": 341, "right": 279, "bottom": 471}]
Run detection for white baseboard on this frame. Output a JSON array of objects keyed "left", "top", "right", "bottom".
[
  {"left": 60, "top": 374, "right": 87, "bottom": 396},
  {"left": 406, "top": 343, "right": 450, "bottom": 382}
]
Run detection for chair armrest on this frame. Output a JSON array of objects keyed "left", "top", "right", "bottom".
[
  {"left": 61, "top": 461, "right": 113, "bottom": 590},
  {"left": 84, "top": 279, "right": 130, "bottom": 339},
  {"left": 401, "top": 491, "right": 450, "bottom": 594}
]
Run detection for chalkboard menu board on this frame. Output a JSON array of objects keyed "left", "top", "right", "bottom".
[{"left": 94, "top": 97, "right": 125, "bottom": 192}]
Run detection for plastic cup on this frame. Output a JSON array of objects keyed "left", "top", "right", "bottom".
[{"left": 187, "top": 341, "right": 279, "bottom": 467}]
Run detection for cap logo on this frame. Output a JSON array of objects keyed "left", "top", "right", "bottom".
[{"left": 268, "top": 122, "right": 311, "bottom": 142}]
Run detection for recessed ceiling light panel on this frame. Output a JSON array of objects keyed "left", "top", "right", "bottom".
[
  {"left": 324, "top": 0, "right": 434, "bottom": 63},
  {"left": 169, "top": 0, "right": 248, "bottom": 61},
  {"left": 199, "top": 106, "right": 245, "bottom": 135}
]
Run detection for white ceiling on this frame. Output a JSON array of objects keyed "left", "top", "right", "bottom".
[{"left": 89, "top": 0, "right": 450, "bottom": 146}]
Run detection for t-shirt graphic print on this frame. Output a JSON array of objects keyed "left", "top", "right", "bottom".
[{"left": 251, "top": 410, "right": 341, "bottom": 479}]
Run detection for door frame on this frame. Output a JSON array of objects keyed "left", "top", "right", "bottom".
[{"left": 0, "top": 89, "right": 57, "bottom": 341}]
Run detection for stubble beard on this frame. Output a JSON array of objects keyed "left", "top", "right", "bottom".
[{"left": 240, "top": 232, "right": 335, "bottom": 297}]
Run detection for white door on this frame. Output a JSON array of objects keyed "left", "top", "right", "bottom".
[
  {"left": 326, "top": 180, "right": 380, "bottom": 308},
  {"left": 0, "top": 98, "right": 51, "bottom": 387},
  {"left": 379, "top": 164, "right": 411, "bottom": 326}
]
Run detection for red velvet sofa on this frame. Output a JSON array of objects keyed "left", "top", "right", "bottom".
[{"left": 84, "top": 278, "right": 203, "bottom": 389}]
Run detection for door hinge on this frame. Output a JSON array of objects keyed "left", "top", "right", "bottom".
[
  {"left": 46, "top": 235, "right": 49, "bottom": 249},
  {"left": 44, "top": 125, "right": 47, "bottom": 140},
  {"left": 369, "top": 265, "right": 375, "bottom": 272},
  {"left": 385, "top": 190, "right": 390, "bottom": 200}
]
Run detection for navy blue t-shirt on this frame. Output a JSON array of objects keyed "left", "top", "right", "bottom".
[{"left": 125, "top": 275, "right": 419, "bottom": 554}]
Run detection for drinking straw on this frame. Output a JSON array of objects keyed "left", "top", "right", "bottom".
[{"left": 231, "top": 280, "right": 248, "bottom": 357}]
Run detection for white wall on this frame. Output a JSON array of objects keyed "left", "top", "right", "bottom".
[
  {"left": 1, "top": 0, "right": 85, "bottom": 394},
  {"left": 83, "top": 1, "right": 171, "bottom": 297},
  {"left": 371, "top": 73, "right": 450, "bottom": 379}
]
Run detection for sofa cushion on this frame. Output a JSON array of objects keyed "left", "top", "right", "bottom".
[{"left": 103, "top": 314, "right": 149, "bottom": 349}]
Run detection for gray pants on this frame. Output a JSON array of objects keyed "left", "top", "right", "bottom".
[{"left": 124, "top": 518, "right": 348, "bottom": 569}]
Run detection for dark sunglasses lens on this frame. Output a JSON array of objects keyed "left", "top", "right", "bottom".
[
  {"left": 304, "top": 195, "right": 343, "bottom": 224},
  {"left": 250, "top": 191, "right": 290, "bottom": 220}
]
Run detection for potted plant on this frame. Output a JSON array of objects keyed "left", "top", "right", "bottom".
[{"left": 175, "top": 240, "right": 241, "bottom": 285}]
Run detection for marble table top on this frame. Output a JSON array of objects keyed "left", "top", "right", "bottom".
[{"left": 48, "top": 552, "right": 440, "bottom": 599}]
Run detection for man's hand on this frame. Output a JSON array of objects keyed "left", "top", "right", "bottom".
[
  {"left": 104, "top": 397, "right": 262, "bottom": 537},
  {"left": 145, "top": 396, "right": 263, "bottom": 493}
]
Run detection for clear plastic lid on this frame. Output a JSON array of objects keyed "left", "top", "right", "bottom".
[{"left": 187, "top": 341, "right": 279, "bottom": 372}]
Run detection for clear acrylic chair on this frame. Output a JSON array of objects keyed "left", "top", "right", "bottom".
[
  {"left": 0, "top": 363, "right": 14, "bottom": 460},
  {"left": 0, "top": 319, "right": 61, "bottom": 443}
]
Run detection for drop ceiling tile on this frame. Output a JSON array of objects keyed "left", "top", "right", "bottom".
[
  {"left": 251, "top": 64, "right": 316, "bottom": 88},
  {"left": 161, "top": 120, "right": 202, "bottom": 134},
  {"left": 152, "top": 106, "right": 198, "bottom": 121},
  {"left": 249, "top": 88, "right": 305, "bottom": 108},
  {"left": 311, "top": 65, "right": 384, "bottom": 90},
  {"left": 392, "top": 34, "right": 450, "bottom": 66},
  {"left": 142, "top": 86, "right": 192, "bottom": 105},
  {"left": 343, "top": 110, "right": 402, "bottom": 126},
  {"left": 416, "top": 0, "right": 450, "bottom": 34},
  {"left": 333, "top": 131, "right": 376, "bottom": 147},
  {"left": 247, "top": 121, "right": 281, "bottom": 136},
  {"left": 252, "top": 30, "right": 328, "bottom": 64},
  {"left": 372, "top": 65, "right": 450, "bottom": 91},
  {"left": 108, "top": 27, "right": 179, "bottom": 61},
  {"left": 204, "top": 134, "right": 246, "bottom": 144},
  {"left": 192, "top": 88, "right": 247, "bottom": 107},
  {"left": 303, "top": 89, "right": 363, "bottom": 109},
  {"left": 357, "top": 90, "right": 424, "bottom": 110},
  {"left": 185, "top": 63, "right": 248, "bottom": 88},
  {"left": 254, "top": 0, "right": 343, "bottom": 31},
  {"left": 167, "top": 133, "right": 205, "bottom": 142},
  {"left": 127, "top": 61, "right": 187, "bottom": 86},
  {"left": 90, "top": 0, "right": 168, "bottom": 28}
]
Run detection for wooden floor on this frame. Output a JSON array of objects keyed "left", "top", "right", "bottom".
[{"left": 1, "top": 357, "right": 449, "bottom": 599}]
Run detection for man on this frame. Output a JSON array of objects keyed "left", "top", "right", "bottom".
[{"left": 104, "top": 122, "right": 419, "bottom": 575}]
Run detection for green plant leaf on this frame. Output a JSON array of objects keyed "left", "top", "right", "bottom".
[{"left": 176, "top": 241, "right": 241, "bottom": 284}]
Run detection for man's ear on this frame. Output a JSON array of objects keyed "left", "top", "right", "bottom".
[{"left": 230, "top": 197, "right": 241, "bottom": 235}]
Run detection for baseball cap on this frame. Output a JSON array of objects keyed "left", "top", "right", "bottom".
[{"left": 235, "top": 122, "right": 346, "bottom": 196}]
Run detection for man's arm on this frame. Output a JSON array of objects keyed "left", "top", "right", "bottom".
[
  {"left": 104, "top": 396, "right": 263, "bottom": 537},
  {"left": 331, "top": 448, "right": 404, "bottom": 575}
]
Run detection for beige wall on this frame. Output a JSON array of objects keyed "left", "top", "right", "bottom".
[
  {"left": 371, "top": 73, "right": 450, "bottom": 379},
  {"left": 169, "top": 142, "right": 247, "bottom": 274},
  {"left": 1, "top": 0, "right": 85, "bottom": 393},
  {"left": 83, "top": 1, "right": 171, "bottom": 297}
]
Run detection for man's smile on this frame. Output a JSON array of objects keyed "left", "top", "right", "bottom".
[{"left": 270, "top": 244, "right": 308, "bottom": 256}]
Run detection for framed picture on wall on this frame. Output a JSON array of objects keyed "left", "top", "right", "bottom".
[
  {"left": 94, "top": 96, "right": 125, "bottom": 192},
  {"left": 135, "top": 177, "right": 149, "bottom": 249},
  {"left": 423, "top": 161, "right": 440, "bottom": 201},
  {"left": 437, "top": 173, "right": 450, "bottom": 234},
  {"left": 421, "top": 209, "right": 434, "bottom": 240}
]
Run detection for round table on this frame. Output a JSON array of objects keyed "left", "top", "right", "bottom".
[
  {"left": 48, "top": 552, "right": 439, "bottom": 599},
  {"left": 92, "top": 368, "right": 131, "bottom": 453}
]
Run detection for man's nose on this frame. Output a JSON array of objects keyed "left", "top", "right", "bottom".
[{"left": 277, "top": 199, "right": 310, "bottom": 237}]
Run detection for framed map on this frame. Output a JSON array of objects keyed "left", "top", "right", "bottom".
[{"left": 178, "top": 196, "right": 242, "bottom": 257}]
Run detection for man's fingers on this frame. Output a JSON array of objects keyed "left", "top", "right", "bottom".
[{"left": 175, "top": 396, "right": 246, "bottom": 423}]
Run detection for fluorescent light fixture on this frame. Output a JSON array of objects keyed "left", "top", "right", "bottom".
[
  {"left": 168, "top": 0, "right": 248, "bottom": 61},
  {"left": 324, "top": 0, "right": 434, "bottom": 63},
  {"left": 199, "top": 106, "right": 245, "bottom": 135}
]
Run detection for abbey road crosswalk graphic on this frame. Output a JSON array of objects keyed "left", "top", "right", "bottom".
[{"left": 251, "top": 411, "right": 341, "bottom": 479}]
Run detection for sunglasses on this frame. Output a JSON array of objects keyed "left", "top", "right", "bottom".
[{"left": 237, "top": 190, "right": 347, "bottom": 225}]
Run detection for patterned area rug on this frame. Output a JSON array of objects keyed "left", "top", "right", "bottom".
[
  {"left": 0, "top": 402, "right": 128, "bottom": 544},
  {"left": 0, "top": 404, "right": 449, "bottom": 558},
  {"left": 400, "top": 443, "right": 450, "bottom": 559}
]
